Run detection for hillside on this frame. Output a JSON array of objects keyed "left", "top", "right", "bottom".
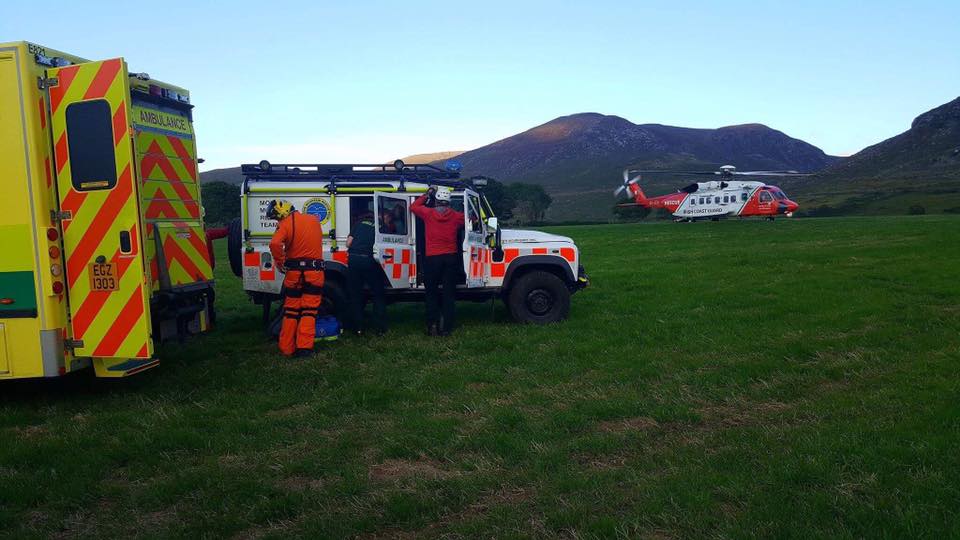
[
  {"left": 400, "top": 151, "right": 463, "bottom": 164},
  {"left": 446, "top": 113, "right": 839, "bottom": 220},
  {"left": 782, "top": 96, "right": 960, "bottom": 216}
]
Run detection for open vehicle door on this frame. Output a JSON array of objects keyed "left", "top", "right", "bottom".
[
  {"left": 462, "top": 190, "right": 488, "bottom": 288},
  {"left": 373, "top": 192, "right": 414, "bottom": 288},
  {"left": 47, "top": 58, "right": 154, "bottom": 362}
]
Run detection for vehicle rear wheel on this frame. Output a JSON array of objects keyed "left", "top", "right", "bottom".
[
  {"left": 506, "top": 270, "right": 570, "bottom": 324},
  {"left": 322, "top": 278, "right": 347, "bottom": 319},
  {"left": 227, "top": 217, "right": 243, "bottom": 277}
]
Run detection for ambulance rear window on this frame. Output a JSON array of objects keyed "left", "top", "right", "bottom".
[{"left": 65, "top": 100, "right": 117, "bottom": 191}]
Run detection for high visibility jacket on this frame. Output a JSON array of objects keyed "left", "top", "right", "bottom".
[
  {"left": 411, "top": 194, "right": 464, "bottom": 256},
  {"left": 269, "top": 211, "right": 324, "bottom": 269}
]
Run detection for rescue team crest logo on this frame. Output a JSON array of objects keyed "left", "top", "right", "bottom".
[{"left": 304, "top": 198, "right": 331, "bottom": 225}]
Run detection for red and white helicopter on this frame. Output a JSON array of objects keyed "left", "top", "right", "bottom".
[{"left": 614, "top": 165, "right": 807, "bottom": 221}]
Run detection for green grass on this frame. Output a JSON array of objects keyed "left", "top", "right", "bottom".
[{"left": 2, "top": 216, "right": 960, "bottom": 539}]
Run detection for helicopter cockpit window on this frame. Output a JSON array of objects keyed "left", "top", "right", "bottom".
[
  {"left": 774, "top": 191, "right": 787, "bottom": 201},
  {"left": 759, "top": 191, "right": 774, "bottom": 203},
  {"left": 741, "top": 192, "right": 748, "bottom": 201}
]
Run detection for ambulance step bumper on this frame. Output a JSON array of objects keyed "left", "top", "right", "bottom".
[{"left": 93, "top": 358, "right": 160, "bottom": 378}]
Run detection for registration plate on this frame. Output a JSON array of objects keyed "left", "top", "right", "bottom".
[{"left": 89, "top": 262, "right": 119, "bottom": 291}]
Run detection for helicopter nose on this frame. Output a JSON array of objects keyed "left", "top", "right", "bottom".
[{"left": 787, "top": 200, "right": 799, "bottom": 212}]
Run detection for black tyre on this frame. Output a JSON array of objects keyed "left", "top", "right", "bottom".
[
  {"left": 227, "top": 217, "right": 243, "bottom": 278},
  {"left": 506, "top": 270, "right": 571, "bottom": 324},
  {"left": 322, "top": 278, "right": 348, "bottom": 319}
]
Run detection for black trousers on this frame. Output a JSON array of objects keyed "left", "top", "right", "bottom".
[
  {"left": 347, "top": 254, "right": 386, "bottom": 332},
  {"left": 424, "top": 253, "right": 460, "bottom": 332}
]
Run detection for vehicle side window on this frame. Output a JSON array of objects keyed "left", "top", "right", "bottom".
[
  {"left": 65, "top": 100, "right": 117, "bottom": 191},
  {"left": 378, "top": 197, "right": 408, "bottom": 235},
  {"left": 723, "top": 195, "right": 729, "bottom": 203},
  {"left": 699, "top": 197, "right": 705, "bottom": 204},
  {"left": 714, "top": 196, "right": 720, "bottom": 204},
  {"left": 467, "top": 195, "right": 482, "bottom": 233},
  {"left": 741, "top": 192, "right": 748, "bottom": 201},
  {"left": 690, "top": 197, "right": 696, "bottom": 206},
  {"left": 759, "top": 192, "right": 773, "bottom": 203}
]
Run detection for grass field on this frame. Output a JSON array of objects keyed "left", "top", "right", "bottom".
[{"left": 2, "top": 216, "right": 959, "bottom": 539}]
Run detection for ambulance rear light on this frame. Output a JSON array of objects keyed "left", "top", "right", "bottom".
[
  {"left": 47, "top": 228, "right": 59, "bottom": 241},
  {"left": 49, "top": 246, "right": 61, "bottom": 258},
  {"left": 50, "top": 264, "right": 62, "bottom": 277},
  {"left": 52, "top": 281, "right": 64, "bottom": 295},
  {"left": 0, "top": 298, "right": 13, "bottom": 305}
]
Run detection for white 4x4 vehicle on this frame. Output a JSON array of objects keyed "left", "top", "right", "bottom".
[{"left": 226, "top": 162, "right": 589, "bottom": 327}]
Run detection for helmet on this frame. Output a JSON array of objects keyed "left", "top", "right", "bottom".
[
  {"left": 435, "top": 187, "right": 452, "bottom": 202},
  {"left": 266, "top": 199, "right": 294, "bottom": 220}
]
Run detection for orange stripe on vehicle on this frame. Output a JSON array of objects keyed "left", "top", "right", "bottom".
[
  {"left": 533, "top": 248, "right": 547, "bottom": 255},
  {"left": 184, "top": 230, "right": 212, "bottom": 267},
  {"left": 71, "top": 233, "right": 137, "bottom": 339},
  {"left": 144, "top": 187, "right": 180, "bottom": 219},
  {"left": 332, "top": 251, "right": 348, "bottom": 264},
  {"left": 54, "top": 133, "right": 69, "bottom": 173},
  {"left": 560, "top": 247, "right": 575, "bottom": 262},
  {"left": 112, "top": 104, "right": 127, "bottom": 146},
  {"left": 167, "top": 136, "right": 197, "bottom": 181},
  {"left": 49, "top": 65, "right": 79, "bottom": 115},
  {"left": 505, "top": 248, "right": 520, "bottom": 263},
  {"left": 135, "top": 343, "right": 149, "bottom": 359},
  {"left": 92, "top": 285, "right": 145, "bottom": 357},
  {"left": 82, "top": 59, "right": 121, "bottom": 100},
  {"left": 244, "top": 252, "right": 259, "bottom": 266},
  {"left": 163, "top": 235, "right": 205, "bottom": 281},
  {"left": 65, "top": 165, "right": 133, "bottom": 287},
  {"left": 38, "top": 98, "right": 46, "bottom": 129},
  {"left": 60, "top": 189, "right": 88, "bottom": 231}
]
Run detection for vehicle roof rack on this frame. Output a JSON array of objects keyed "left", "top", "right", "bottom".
[{"left": 240, "top": 161, "right": 470, "bottom": 188}]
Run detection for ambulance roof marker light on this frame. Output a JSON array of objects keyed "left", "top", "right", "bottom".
[{"left": 259, "top": 160, "right": 272, "bottom": 172}]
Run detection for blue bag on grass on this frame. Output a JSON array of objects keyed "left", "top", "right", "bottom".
[{"left": 315, "top": 316, "right": 341, "bottom": 341}]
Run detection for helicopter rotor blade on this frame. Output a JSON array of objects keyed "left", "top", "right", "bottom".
[{"left": 731, "top": 171, "right": 810, "bottom": 176}]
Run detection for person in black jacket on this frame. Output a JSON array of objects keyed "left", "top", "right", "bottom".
[{"left": 346, "top": 212, "right": 386, "bottom": 335}]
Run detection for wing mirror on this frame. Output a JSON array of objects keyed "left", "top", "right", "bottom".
[{"left": 487, "top": 217, "right": 498, "bottom": 230}]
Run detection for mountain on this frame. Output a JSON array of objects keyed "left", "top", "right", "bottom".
[
  {"left": 400, "top": 151, "right": 463, "bottom": 164},
  {"left": 783, "top": 96, "right": 960, "bottom": 216},
  {"left": 449, "top": 113, "right": 840, "bottom": 220},
  {"left": 200, "top": 166, "right": 243, "bottom": 185}
]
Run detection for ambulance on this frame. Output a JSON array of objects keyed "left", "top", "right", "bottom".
[
  {"left": 227, "top": 161, "right": 589, "bottom": 328},
  {"left": 0, "top": 42, "right": 213, "bottom": 379}
]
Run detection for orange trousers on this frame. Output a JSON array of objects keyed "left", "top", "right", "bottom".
[{"left": 280, "top": 269, "right": 325, "bottom": 356}]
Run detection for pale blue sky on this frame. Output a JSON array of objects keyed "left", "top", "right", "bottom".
[{"left": 4, "top": 1, "right": 958, "bottom": 170}]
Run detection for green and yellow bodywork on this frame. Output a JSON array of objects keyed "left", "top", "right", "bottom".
[{"left": 0, "top": 41, "right": 212, "bottom": 380}]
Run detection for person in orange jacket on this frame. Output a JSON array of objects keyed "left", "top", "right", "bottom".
[{"left": 267, "top": 200, "right": 325, "bottom": 357}]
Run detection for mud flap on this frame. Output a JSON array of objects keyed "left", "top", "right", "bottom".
[{"left": 92, "top": 357, "right": 159, "bottom": 377}]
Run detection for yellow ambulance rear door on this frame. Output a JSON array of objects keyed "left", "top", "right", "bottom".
[{"left": 46, "top": 58, "right": 153, "bottom": 359}]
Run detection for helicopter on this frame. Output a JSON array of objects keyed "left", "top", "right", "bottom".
[{"left": 614, "top": 165, "right": 807, "bottom": 221}]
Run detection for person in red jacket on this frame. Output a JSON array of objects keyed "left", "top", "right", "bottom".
[
  {"left": 411, "top": 186, "right": 464, "bottom": 336},
  {"left": 267, "top": 200, "right": 325, "bottom": 357}
]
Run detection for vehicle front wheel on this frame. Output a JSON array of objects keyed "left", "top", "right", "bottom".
[{"left": 506, "top": 270, "right": 571, "bottom": 324}]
